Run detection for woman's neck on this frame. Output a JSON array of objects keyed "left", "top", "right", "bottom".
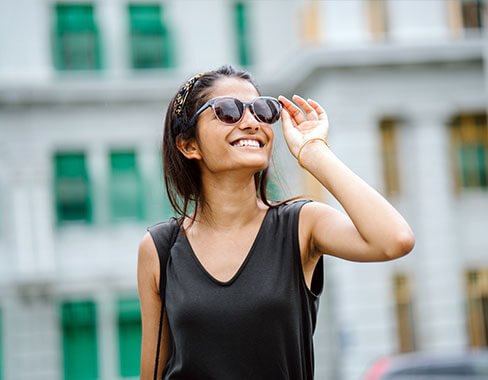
[{"left": 189, "top": 171, "right": 268, "bottom": 232}]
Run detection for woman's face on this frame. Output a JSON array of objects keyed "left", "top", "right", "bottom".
[{"left": 189, "top": 77, "right": 274, "bottom": 174}]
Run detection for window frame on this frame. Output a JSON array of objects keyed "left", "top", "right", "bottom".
[
  {"left": 448, "top": 112, "right": 488, "bottom": 192},
  {"left": 52, "top": 3, "right": 102, "bottom": 71},
  {"left": 466, "top": 268, "right": 488, "bottom": 348},
  {"left": 380, "top": 118, "right": 401, "bottom": 197},
  {"left": 54, "top": 152, "right": 93, "bottom": 226},
  {"left": 108, "top": 150, "right": 145, "bottom": 222},
  {"left": 393, "top": 273, "right": 417, "bottom": 353},
  {"left": 128, "top": 3, "right": 173, "bottom": 69}
]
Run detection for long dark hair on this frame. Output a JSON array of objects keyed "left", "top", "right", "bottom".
[{"left": 162, "top": 64, "right": 301, "bottom": 226}]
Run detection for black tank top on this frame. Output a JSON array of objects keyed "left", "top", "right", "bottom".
[{"left": 155, "top": 199, "right": 324, "bottom": 380}]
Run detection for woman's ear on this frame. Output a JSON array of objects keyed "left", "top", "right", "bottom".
[{"left": 176, "top": 135, "right": 202, "bottom": 160}]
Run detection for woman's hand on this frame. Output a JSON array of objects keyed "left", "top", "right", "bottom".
[{"left": 278, "top": 95, "right": 330, "bottom": 159}]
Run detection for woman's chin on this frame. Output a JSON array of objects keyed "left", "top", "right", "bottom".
[
  {"left": 224, "top": 160, "right": 269, "bottom": 173},
  {"left": 238, "top": 158, "right": 269, "bottom": 170}
]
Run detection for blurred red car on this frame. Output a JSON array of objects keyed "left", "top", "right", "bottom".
[{"left": 362, "top": 349, "right": 488, "bottom": 380}]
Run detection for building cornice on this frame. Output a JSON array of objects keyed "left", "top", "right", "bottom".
[{"left": 0, "top": 38, "right": 484, "bottom": 106}]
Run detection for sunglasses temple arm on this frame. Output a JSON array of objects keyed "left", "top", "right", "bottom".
[{"left": 179, "top": 101, "right": 212, "bottom": 133}]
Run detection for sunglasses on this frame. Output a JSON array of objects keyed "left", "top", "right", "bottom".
[{"left": 187, "top": 96, "right": 283, "bottom": 127}]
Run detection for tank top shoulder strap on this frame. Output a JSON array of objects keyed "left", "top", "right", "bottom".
[
  {"left": 274, "top": 199, "right": 314, "bottom": 227},
  {"left": 146, "top": 217, "right": 180, "bottom": 296},
  {"left": 288, "top": 198, "right": 313, "bottom": 244},
  {"left": 146, "top": 217, "right": 180, "bottom": 380}
]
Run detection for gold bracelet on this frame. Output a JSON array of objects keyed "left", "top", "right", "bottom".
[{"left": 297, "top": 138, "right": 330, "bottom": 169}]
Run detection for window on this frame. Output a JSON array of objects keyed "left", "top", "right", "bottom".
[
  {"left": 54, "top": 152, "right": 92, "bottom": 225},
  {"left": 393, "top": 273, "right": 416, "bottom": 353},
  {"left": 109, "top": 150, "right": 144, "bottom": 221},
  {"left": 128, "top": 4, "right": 172, "bottom": 69},
  {"left": 449, "top": 113, "right": 488, "bottom": 191},
  {"left": 380, "top": 118, "right": 400, "bottom": 197},
  {"left": 117, "top": 297, "right": 142, "bottom": 377},
  {"left": 61, "top": 301, "right": 98, "bottom": 380},
  {"left": 365, "top": 0, "right": 389, "bottom": 42},
  {"left": 466, "top": 269, "right": 488, "bottom": 348},
  {"left": 300, "top": 0, "right": 321, "bottom": 44},
  {"left": 462, "top": 0, "right": 485, "bottom": 30},
  {"left": 234, "top": 2, "right": 251, "bottom": 66},
  {"left": 53, "top": 4, "right": 102, "bottom": 70},
  {"left": 447, "top": 0, "right": 486, "bottom": 38}
]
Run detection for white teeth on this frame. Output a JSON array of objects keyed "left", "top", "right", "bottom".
[{"left": 232, "top": 139, "right": 261, "bottom": 148}]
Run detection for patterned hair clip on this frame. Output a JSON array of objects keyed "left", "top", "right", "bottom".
[{"left": 174, "top": 73, "right": 205, "bottom": 117}]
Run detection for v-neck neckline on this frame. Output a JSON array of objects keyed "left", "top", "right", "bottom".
[{"left": 181, "top": 206, "right": 273, "bottom": 286}]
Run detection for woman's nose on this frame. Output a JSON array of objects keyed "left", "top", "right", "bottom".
[{"left": 239, "top": 106, "right": 259, "bottom": 129}]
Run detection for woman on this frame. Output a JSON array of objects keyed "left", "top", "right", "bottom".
[{"left": 137, "top": 65, "right": 415, "bottom": 380}]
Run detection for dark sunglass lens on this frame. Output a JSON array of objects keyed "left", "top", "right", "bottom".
[
  {"left": 253, "top": 98, "right": 281, "bottom": 124},
  {"left": 214, "top": 98, "right": 243, "bottom": 124}
]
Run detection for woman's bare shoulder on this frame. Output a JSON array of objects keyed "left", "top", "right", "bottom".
[
  {"left": 139, "top": 232, "right": 158, "bottom": 260},
  {"left": 137, "top": 232, "right": 160, "bottom": 289}
]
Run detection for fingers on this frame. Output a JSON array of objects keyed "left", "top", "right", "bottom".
[
  {"left": 306, "top": 98, "right": 328, "bottom": 121},
  {"left": 278, "top": 95, "right": 324, "bottom": 126},
  {"left": 278, "top": 95, "right": 307, "bottom": 125},
  {"left": 280, "top": 108, "right": 295, "bottom": 131},
  {"left": 280, "top": 103, "right": 297, "bottom": 128},
  {"left": 292, "top": 95, "right": 318, "bottom": 121},
  {"left": 281, "top": 108, "right": 303, "bottom": 154}
]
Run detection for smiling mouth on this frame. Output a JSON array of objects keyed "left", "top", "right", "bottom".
[
  {"left": 230, "top": 140, "right": 264, "bottom": 148},
  {"left": 230, "top": 144, "right": 263, "bottom": 150}
]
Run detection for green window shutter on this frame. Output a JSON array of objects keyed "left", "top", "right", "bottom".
[
  {"left": 54, "top": 153, "right": 92, "bottom": 225},
  {"left": 461, "top": 0, "right": 485, "bottom": 30},
  {"left": 478, "top": 144, "right": 487, "bottom": 186},
  {"left": 450, "top": 113, "right": 488, "bottom": 191},
  {"left": 459, "top": 143, "right": 487, "bottom": 188},
  {"left": 53, "top": 4, "right": 102, "bottom": 70},
  {"left": 234, "top": 2, "right": 251, "bottom": 66},
  {"left": 128, "top": 4, "right": 172, "bottom": 69},
  {"left": 61, "top": 301, "right": 98, "bottom": 380},
  {"left": 117, "top": 297, "right": 142, "bottom": 377},
  {"left": 109, "top": 151, "right": 144, "bottom": 221}
]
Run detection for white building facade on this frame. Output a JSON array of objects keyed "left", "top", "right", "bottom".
[{"left": 0, "top": 1, "right": 487, "bottom": 380}]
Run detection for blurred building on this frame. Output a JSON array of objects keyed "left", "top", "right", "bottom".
[{"left": 0, "top": 0, "right": 487, "bottom": 380}]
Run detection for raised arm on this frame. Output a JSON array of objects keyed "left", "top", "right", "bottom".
[
  {"left": 137, "top": 232, "right": 171, "bottom": 379},
  {"left": 279, "top": 95, "right": 415, "bottom": 262}
]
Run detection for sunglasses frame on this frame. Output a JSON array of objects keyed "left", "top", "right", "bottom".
[{"left": 186, "top": 96, "right": 283, "bottom": 128}]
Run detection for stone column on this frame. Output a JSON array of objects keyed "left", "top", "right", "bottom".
[
  {"left": 7, "top": 139, "right": 38, "bottom": 279},
  {"left": 87, "top": 143, "right": 108, "bottom": 227},
  {"left": 327, "top": 110, "right": 396, "bottom": 380},
  {"left": 408, "top": 107, "right": 467, "bottom": 351},
  {"left": 31, "top": 147, "right": 56, "bottom": 277},
  {"left": 96, "top": 291, "right": 117, "bottom": 380},
  {"left": 99, "top": 0, "right": 127, "bottom": 78},
  {"left": 138, "top": 140, "right": 163, "bottom": 221}
]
